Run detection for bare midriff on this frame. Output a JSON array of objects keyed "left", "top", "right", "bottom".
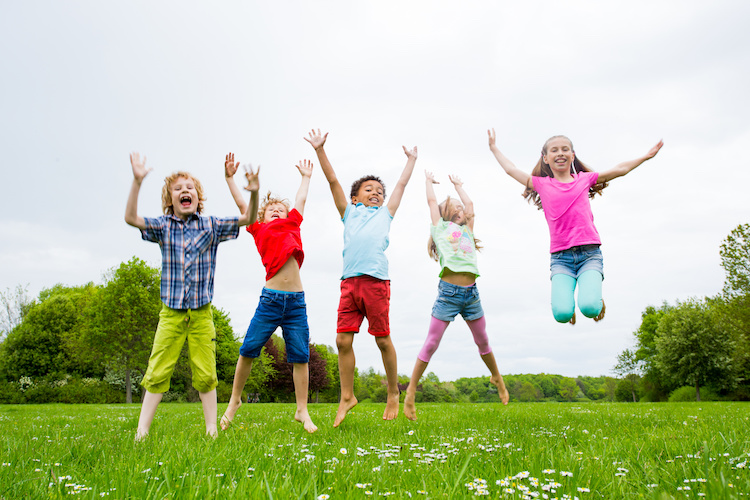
[
  {"left": 265, "top": 257, "right": 303, "bottom": 292},
  {"left": 440, "top": 268, "right": 476, "bottom": 287}
]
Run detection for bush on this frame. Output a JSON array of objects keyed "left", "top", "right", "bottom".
[
  {"left": 216, "top": 380, "right": 233, "bottom": 403},
  {"left": 0, "top": 381, "right": 25, "bottom": 403},
  {"left": 668, "top": 386, "right": 718, "bottom": 402},
  {"left": 56, "top": 379, "right": 124, "bottom": 404}
]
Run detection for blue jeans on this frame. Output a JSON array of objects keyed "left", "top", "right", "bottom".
[
  {"left": 431, "top": 280, "right": 484, "bottom": 322},
  {"left": 549, "top": 245, "right": 603, "bottom": 323},
  {"left": 240, "top": 288, "right": 310, "bottom": 363}
]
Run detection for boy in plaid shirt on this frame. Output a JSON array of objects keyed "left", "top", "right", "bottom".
[{"left": 125, "top": 152, "right": 257, "bottom": 440}]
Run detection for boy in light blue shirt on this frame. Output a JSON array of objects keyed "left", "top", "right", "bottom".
[{"left": 305, "top": 129, "right": 417, "bottom": 427}]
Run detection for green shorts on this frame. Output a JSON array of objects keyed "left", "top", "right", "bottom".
[{"left": 141, "top": 303, "right": 218, "bottom": 394}]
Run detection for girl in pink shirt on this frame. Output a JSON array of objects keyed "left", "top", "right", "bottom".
[{"left": 488, "top": 131, "right": 663, "bottom": 324}]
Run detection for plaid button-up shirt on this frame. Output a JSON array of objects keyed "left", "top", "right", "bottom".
[{"left": 142, "top": 214, "right": 240, "bottom": 310}]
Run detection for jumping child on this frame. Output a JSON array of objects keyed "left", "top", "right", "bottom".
[
  {"left": 125, "top": 152, "right": 255, "bottom": 440},
  {"left": 488, "top": 130, "right": 663, "bottom": 324},
  {"left": 305, "top": 129, "right": 417, "bottom": 427},
  {"left": 219, "top": 153, "right": 318, "bottom": 433},
  {"left": 404, "top": 171, "right": 509, "bottom": 420}
]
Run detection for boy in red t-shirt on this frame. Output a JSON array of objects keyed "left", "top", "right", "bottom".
[{"left": 220, "top": 153, "right": 317, "bottom": 433}]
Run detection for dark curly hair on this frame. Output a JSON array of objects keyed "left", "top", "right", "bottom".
[{"left": 350, "top": 175, "right": 386, "bottom": 200}]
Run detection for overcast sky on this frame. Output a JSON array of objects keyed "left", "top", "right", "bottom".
[{"left": 1, "top": 1, "right": 748, "bottom": 381}]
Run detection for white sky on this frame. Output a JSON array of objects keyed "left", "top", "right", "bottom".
[{"left": 1, "top": 1, "right": 748, "bottom": 380}]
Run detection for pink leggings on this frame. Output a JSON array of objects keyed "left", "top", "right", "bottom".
[{"left": 417, "top": 315, "right": 491, "bottom": 363}]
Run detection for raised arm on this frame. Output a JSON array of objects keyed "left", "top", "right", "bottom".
[
  {"left": 387, "top": 145, "right": 418, "bottom": 216},
  {"left": 224, "top": 152, "right": 250, "bottom": 214},
  {"left": 597, "top": 140, "right": 664, "bottom": 183},
  {"left": 449, "top": 174, "right": 475, "bottom": 231},
  {"left": 488, "top": 129, "right": 531, "bottom": 188},
  {"left": 293, "top": 159, "right": 313, "bottom": 216},
  {"left": 424, "top": 170, "right": 441, "bottom": 226},
  {"left": 124, "top": 152, "right": 151, "bottom": 230},
  {"left": 237, "top": 166, "right": 259, "bottom": 227},
  {"left": 304, "top": 129, "right": 348, "bottom": 218}
]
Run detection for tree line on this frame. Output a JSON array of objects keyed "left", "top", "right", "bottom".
[
  {"left": 0, "top": 223, "right": 747, "bottom": 404},
  {"left": 613, "top": 223, "right": 749, "bottom": 402}
]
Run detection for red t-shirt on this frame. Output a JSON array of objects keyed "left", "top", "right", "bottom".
[{"left": 247, "top": 208, "right": 304, "bottom": 280}]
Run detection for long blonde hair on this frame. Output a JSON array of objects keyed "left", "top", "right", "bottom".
[
  {"left": 522, "top": 135, "right": 608, "bottom": 210},
  {"left": 427, "top": 196, "right": 482, "bottom": 261}
]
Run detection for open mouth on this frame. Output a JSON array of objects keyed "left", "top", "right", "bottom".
[{"left": 180, "top": 195, "right": 192, "bottom": 208}]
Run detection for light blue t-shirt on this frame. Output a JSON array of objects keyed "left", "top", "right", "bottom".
[{"left": 341, "top": 203, "right": 393, "bottom": 280}]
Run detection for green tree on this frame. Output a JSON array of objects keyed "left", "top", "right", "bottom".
[
  {"left": 717, "top": 223, "right": 750, "bottom": 394},
  {"left": 212, "top": 306, "right": 240, "bottom": 383},
  {"left": 613, "top": 348, "right": 642, "bottom": 402},
  {"left": 0, "top": 283, "right": 99, "bottom": 381},
  {"left": 519, "top": 381, "right": 540, "bottom": 402},
  {"left": 86, "top": 257, "right": 161, "bottom": 403},
  {"left": 655, "top": 300, "right": 734, "bottom": 401},
  {"left": 632, "top": 303, "right": 675, "bottom": 401},
  {"left": 558, "top": 377, "right": 578, "bottom": 401}
]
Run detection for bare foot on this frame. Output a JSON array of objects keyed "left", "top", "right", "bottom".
[
  {"left": 593, "top": 300, "right": 606, "bottom": 322},
  {"left": 333, "top": 396, "right": 358, "bottom": 428},
  {"left": 383, "top": 391, "right": 399, "bottom": 421},
  {"left": 135, "top": 429, "right": 149, "bottom": 442},
  {"left": 206, "top": 425, "right": 218, "bottom": 439},
  {"left": 295, "top": 409, "right": 318, "bottom": 433},
  {"left": 569, "top": 311, "right": 576, "bottom": 325},
  {"left": 404, "top": 392, "right": 417, "bottom": 421},
  {"left": 491, "top": 375, "right": 510, "bottom": 405},
  {"left": 220, "top": 399, "right": 242, "bottom": 431}
]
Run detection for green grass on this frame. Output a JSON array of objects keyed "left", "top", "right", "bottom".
[{"left": 0, "top": 402, "right": 748, "bottom": 498}]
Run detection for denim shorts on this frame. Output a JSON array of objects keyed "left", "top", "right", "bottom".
[
  {"left": 240, "top": 288, "right": 310, "bottom": 363},
  {"left": 431, "top": 280, "right": 484, "bottom": 322},
  {"left": 549, "top": 244, "right": 604, "bottom": 280}
]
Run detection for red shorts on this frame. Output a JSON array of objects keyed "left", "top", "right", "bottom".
[{"left": 337, "top": 275, "right": 391, "bottom": 336}]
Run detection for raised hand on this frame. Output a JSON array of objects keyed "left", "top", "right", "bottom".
[
  {"left": 304, "top": 129, "right": 328, "bottom": 150},
  {"left": 645, "top": 140, "right": 664, "bottom": 160},
  {"left": 403, "top": 145, "right": 418, "bottom": 160},
  {"left": 129, "top": 152, "right": 152, "bottom": 183},
  {"left": 448, "top": 175, "right": 463, "bottom": 187},
  {"left": 424, "top": 170, "right": 439, "bottom": 184},
  {"left": 487, "top": 128, "right": 497, "bottom": 148},
  {"left": 225, "top": 152, "right": 239, "bottom": 178},
  {"left": 295, "top": 159, "right": 314, "bottom": 178},
  {"left": 243, "top": 164, "right": 260, "bottom": 192}
]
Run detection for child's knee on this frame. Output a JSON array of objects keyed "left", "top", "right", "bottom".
[
  {"left": 551, "top": 304, "right": 575, "bottom": 323},
  {"left": 579, "top": 299, "right": 602, "bottom": 319}
]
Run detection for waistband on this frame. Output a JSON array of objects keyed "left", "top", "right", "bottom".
[
  {"left": 558, "top": 244, "right": 601, "bottom": 253},
  {"left": 262, "top": 287, "right": 304, "bottom": 297}
]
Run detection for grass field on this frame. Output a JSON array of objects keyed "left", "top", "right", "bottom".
[{"left": 0, "top": 402, "right": 748, "bottom": 499}]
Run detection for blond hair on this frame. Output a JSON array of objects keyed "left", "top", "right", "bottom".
[
  {"left": 257, "top": 191, "right": 291, "bottom": 223},
  {"left": 427, "top": 196, "right": 481, "bottom": 261},
  {"left": 161, "top": 172, "right": 205, "bottom": 215}
]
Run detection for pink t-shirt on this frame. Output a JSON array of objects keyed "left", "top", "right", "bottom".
[{"left": 532, "top": 172, "right": 601, "bottom": 253}]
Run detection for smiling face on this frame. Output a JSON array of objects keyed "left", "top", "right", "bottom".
[
  {"left": 263, "top": 202, "right": 289, "bottom": 222},
  {"left": 161, "top": 173, "right": 205, "bottom": 219},
  {"left": 352, "top": 179, "right": 385, "bottom": 207},
  {"left": 542, "top": 136, "right": 575, "bottom": 178}
]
